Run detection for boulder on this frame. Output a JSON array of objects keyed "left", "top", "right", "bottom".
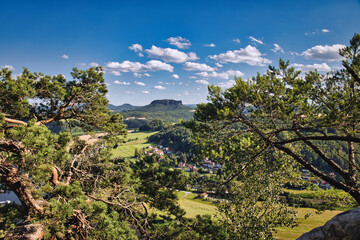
[{"left": 298, "top": 208, "right": 360, "bottom": 240}]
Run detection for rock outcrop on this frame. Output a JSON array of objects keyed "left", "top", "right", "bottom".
[
  {"left": 297, "top": 208, "right": 360, "bottom": 240},
  {"left": 150, "top": 99, "right": 182, "bottom": 106}
]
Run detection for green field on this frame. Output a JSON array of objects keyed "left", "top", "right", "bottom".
[
  {"left": 275, "top": 208, "right": 342, "bottom": 239},
  {"left": 112, "top": 131, "right": 157, "bottom": 159},
  {"left": 112, "top": 133, "right": 343, "bottom": 239},
  {"left": 175, "top": 191, "right": 342, "bottom": 239},
  {"left": 177, "top": 192, "right": 217, "bottom": 218}
]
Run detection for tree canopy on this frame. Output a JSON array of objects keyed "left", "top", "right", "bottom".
[{"left": 187, "top": 33, "right": 360, "bottom": 205}]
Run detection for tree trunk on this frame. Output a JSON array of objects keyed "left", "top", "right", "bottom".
[{"left": 0, "top": 162, "right": 45, "bottom": 215}]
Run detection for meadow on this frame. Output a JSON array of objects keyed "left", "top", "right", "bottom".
[{"left": 115, "top": 131, "right": 343, "bottom": 239}]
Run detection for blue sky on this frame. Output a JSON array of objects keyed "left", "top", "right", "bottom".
[{"left": 1, "top": 0, "right": 360, "bottom": 105}]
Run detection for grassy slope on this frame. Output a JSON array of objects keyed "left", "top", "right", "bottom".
[
  {"left": 176, "top": 191, "right": 342, "bottom": 239},
  {"left": 111, "top": 133, "right": 343, "bottom": 238},
  {"left": 275, "top": 208, "right": 342, "bottom": 239},
  {"left": 112, "top": 131, "right": 157, "bottom": 159},
  {"left": 177, "top": 192, "right": 217, "bottom": 218}
]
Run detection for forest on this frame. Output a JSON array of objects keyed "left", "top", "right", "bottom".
[{"left": 0, "top": 33, "right": 359, "bottom": 239}]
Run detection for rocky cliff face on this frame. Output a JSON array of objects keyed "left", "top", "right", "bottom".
[{"left": 150, "top": 99, "right": 182, "bottom": 106}]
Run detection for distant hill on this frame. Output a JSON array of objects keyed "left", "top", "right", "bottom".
[
  {"left": 108, "top": 103, "right": 140, "bottom": 112},
  {"left": 111, "top": 99, "right": 195, "bottom": 127},
  {"left": 184, "top": 104, "right": 198, "bottom": 109}
]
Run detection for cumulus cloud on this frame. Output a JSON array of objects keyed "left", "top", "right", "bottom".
[
  {"left": 302, "top": 44, "right": 345, "bottom": 61},
  {"left": 62, "top": 54, "right": 69, "bottom": 59},
  {"left": 1, "top": 65, "right": 15, "bottom": 71},
  {"left": 114, "top": 81, "right": 131, "bottom": 85},
  {"left": 172, "top": 74, "right": 179, "bottom": 79},
  {"left": 183, "top": 62, "right": 215, "bottom": 72},
  {"left": 106, "top": 60, "right": 174, "bottom": 72},
  {"left": 89, "top": 62, "right": 99, "bottom": 67},
  {"left": 290, "top": 63, "right": 331, "bottom": 72},
  {"left": 184, "top": 91, "right": 190, "bottom": 96},
  {"left": 134, "top": 81, "right": 146, "bottom": 86},
  {"left": 209, "top": 45, "right": 271, "bottom": 66},
  {"left": 129, "top": 43, "right": 143, "bottom": 52},
  {"left": 141, "top": 90, "right": 150, "bottom": 94},
  {"left": 322, "top": 29, "right": 330, "bottom": 33},
  {"left": 110, "top": 71, "right": 121, "bottom": 76},
  {"left": 218, "top": 80, "right": 236, "bottom": 89},
  {"left": 129, "top": 44, "right": 144, "bottom": 57},
  {"left": 233, "top": 38, "right": 241, "bottom": 44},
  {"left": 196, "top": 70, "right": 244, "bottom": 79},
  {"left": 154, "top": 85, "right": 166, "bottom": 90},
  {"left": 215, "top": 62, "right": 223, "bottom": 68},
  {"left": 145, "top": 45, "right": 199, "bottom": 63},
  {"left": 204, "top": 43, "right": 216, "bottom": 47},
  {"left": 166, "top": 36, "right": 191, "bottom": 49},
  {"left": 271, "top": 44, "right": 284, "bottom": 54},
  {"left": 125, "top": 91, "right": 135, "bottom": 94},
  {"left": 249, "top": 36, "right": 263, "bottom": 45},
  {"left": 195, "top": 79, "right": 209, "bottom": 85},
  {"left": 133, "top": 73, "right": 151, "bottom": 78}
]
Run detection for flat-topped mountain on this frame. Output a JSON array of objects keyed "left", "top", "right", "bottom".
[
  {"left": 149, "top": 99, "right": 182, "bottom": 106},
  {"left": 108, "top": 99, "right": 195, "bottom": 125}
]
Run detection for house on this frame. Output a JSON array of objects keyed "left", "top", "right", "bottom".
[
  {"left": 319, "top": 181, "right": 331, "bottom": 189},
  {"left": 187, "top": 165, "right": 197, "bottom": 172},
  {"left": 202, "top": 160, "right": 215, "bottom": 168},
  {"left": 199, "top": 192, "right": 208, "bottom": 198}
]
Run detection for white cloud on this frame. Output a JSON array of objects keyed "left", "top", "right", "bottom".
[
  {"left": 218, "top": 80, "right": 236, "bottom": 89},
  {"left": 129, "top": 44, "right": 143, "bottom": 52},
  {"left": 166, "top": 36, "right": 191, "bottom": 49},
  {"left": 179, "top": 81, "right": 183, "bottom": 85},
  {"left": 172, "top": 74, "right": 179, "bottom": 79},
  {"left": 195, "top": 79, "right": 209, "bottom": 85},
  {"left": 1, "top": 65, "right": 15, "bottom": 71},
  {"left": 129, "top": 44, "right": 144, "bottom": 57},
  {"left": 62, "top": 54, "right": 69, "bottom": 59},
  {"left": 302, "top": 44, "right": 345, "bottom": 61},
  {"left": 89, "top": 62, "right": 99, "bottom": 67},
  {"left": 271, "top": 44, "right": 284, "bottom": 54},
  {"left": 183, "top": 62, "right": 215, "bottom": 72},
  {"left": 322, "top": 29, "right": 330, "bottom": 33},
  {"left": 184, "top": 91, "right": 190, "bottom": 96},
  {"left": 134, "top": 81, "right": 146, "bottom": 86},
  {"left": 204, "top": 43, "right": 216, "bottom": 47},
  {"left": 114, "top": 81, "right": 131, "bottom": 85},
  {"left": 249, "top": 36, "right": 263, "bottom": 45},
  {"left": 233, "top": 38, "right": 241, "bottom": 44},
  {"left": 106, "top": 60, "right": 174, "bottom": 72},
  {"left": 196, "top": 70, "right": 244, "bottom": 79},
  {"left": 145, "top": 45, "right": 199, "bottom": 63},
  {"left": 196, "top": 88, "right": 200, "bottom": 91},
  {"left": 133, "top": 73, "right": 151, "bottom": 78},
  {"left": 141, "top": 90, "right": 150, "bottom": 94},
  {"left": 215, "top": 62, "right": 223, "bottom": 68},
  {"left": 125, "top": 91, "right": 135, "bottom": 94},
  {"left": 290, "top": 63, "right": 331, "bottom": 72},
  {"left": 210, "top": 45, "right": 272, "bottom": 66},
  {"left": 110, "top": 71, "right": 121, "bottom": 76},
  {"left": 154, "top": 85, "right": 166, "bottom": 90}
]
